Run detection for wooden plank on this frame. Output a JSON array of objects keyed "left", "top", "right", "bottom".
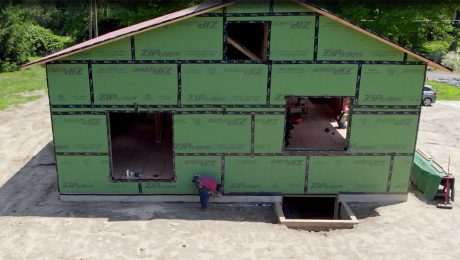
[
  {"left": 227, "top": 37, "right": 262, "bottom": 61},
  {"left": 262, "top": 23, "right": 269, "bottom": 60},
  {"left": 295, "top": 0, "right": 452, "bottom": 72}
]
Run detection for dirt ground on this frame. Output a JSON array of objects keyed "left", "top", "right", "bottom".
[{"left": 0, "top": 97, "right": 459, "bottom": 259}]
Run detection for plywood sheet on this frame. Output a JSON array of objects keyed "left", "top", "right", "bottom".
[
  {"left": 358, "top": 64, "right": 425, "bottom": 106},
  {"left": 135, "top": 17, "right": 223, "bottom": 60},
  {"left": 273, "top": 0, "right": 313, "bottom": 12},
  {"left": 52, "top": 115, "right": 108, "bottom": 153},
  {"left": 254, "top": 115, "right": 284, "bottom": 153},
  {"left": 92, "top": 64, "right": 177, "bottom": 105},
  {"left": 270, "top": 64, "right": 357, "bottom": 104},
  {"left": 226, "top": 0, "right": 270, "bottom": 13},
  {"left": 142, "top": 156, "right": 221, "bottom": 194},
  {"left": 308, "top": 156, "right": 390, "bottom": 193},
  {"left": 349, "top": 114, "right": 419, "bottom": 153},
  {"left": 174, "top": 114, "right": 251, "bottom": 153},
  {"left": 60, "top": 39, "right": 132, "bottom": 61},
  {"left": 225, "top": 156, "right": 305, "bottom": 193},
  {"left": 181, "top": 64, "right": 267, "bottom": 105},
  {"left": 57, "top": 156, "right": 138, "bottom": 194},
  {"left": 318, "top": 16, "right": 404, "bottom": 61},
  {"left": 390, "top": 156, "right": 413, "bottom": 192},
  {"left": 47, "top": 64, "right": 90, "bottom": 105}
]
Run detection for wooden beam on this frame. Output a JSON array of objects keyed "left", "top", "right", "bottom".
[
  {"left": 227, "top": 36, "right": 262, "bottom": 61},
  {"left": 262, "top": 23, "right": 269, "bottom": 60},
  {"left": 295, "top": 0, "right": 452, "bottom": 72}
]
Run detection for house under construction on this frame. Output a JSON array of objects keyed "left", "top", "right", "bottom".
[{"left": 24, "top": 0, "right": 451, "bottom": 199}]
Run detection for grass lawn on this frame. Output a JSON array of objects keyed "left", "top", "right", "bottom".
[
  {"left": 426, "top": 80, "right": 460, "bottom": 101},
  {"left": 0, "top": 57, "right": 47, "bottom": 110}
]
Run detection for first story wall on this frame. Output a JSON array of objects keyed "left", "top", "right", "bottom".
[{"left": 51, "top": 111, "right": 416, "bottom": 195}]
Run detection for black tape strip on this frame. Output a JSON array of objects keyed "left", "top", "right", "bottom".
[
  {"left": 223, "top": 7, "right": 228, "bottom": 60},
  {"left": 354, "top": 105, "right": 420, "bottom": 110},
  {"left": 51, "top": 104, "right": 286, "bottom": 109},
  {"left": 403, "top": 53, "right": 408, "bottom": 62},
  {"left": 177, "top": 63, "right": 182, "bottom": 106},
  {"left": 130, "top": 36, "right": 136, "bottom": 60},
  {"left": 266, "top": 21, "right": 272, "bottom": 60},
  {"left": 387, "top": 154, "right": 395, "bottom": 192},
  {"left": 313, "top": 14, "right": 319, "bottom": 61},
  {"left": 269, "top": 0, "right": 274, "bottom": 14},
  {"left": 88, "top": 63, "right": 95, "bottom": 106},
  {"left": 55, "top": 152, "right": 110, "bottom": 156},
  {"left": 353, "top": 111, "right": 419, "bottom": 115},
  {"left": 221, "top": 155, "right": 225, "bottom": 193},
  {"left": 354, "top": 63, "right": 362, "bottom": 105},
  {"left": 267, "top": 62, "right": 272, "bottom": 105},
  {"left": 304, "top": 156, "right": 310, "bottom": 193},
  {"left": 251, "top": 114, "right": 255, "bottom": 154}
]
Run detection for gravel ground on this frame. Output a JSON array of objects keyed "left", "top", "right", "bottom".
[{"left": 0, "top": 97, "right": 459, "bottom": 259}]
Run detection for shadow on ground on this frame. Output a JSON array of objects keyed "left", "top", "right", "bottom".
[{"left": 0, "top": 142, "right": 277, "bottom": 223}]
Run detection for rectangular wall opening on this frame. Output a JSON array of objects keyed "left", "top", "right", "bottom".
[
  {"left": 284, "top": 97, "right": 351, "bottom": 151},
  {"left": 110, "top": 112, "right": 174, "bottom": 181},
  {"left": 226, "top": 22, "right": 269, "bottom": 61}
]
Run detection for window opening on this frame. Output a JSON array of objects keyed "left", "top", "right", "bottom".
[
  {"left": 285, "top": 97, "right": 351, "bottom": 151},
  {"left": 226, "top": 22, "right": 269, "bottom": 61}
]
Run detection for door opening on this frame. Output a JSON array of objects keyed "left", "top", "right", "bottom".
[{"left": 110, "top": 112, "right": 174, "bottom": 181}]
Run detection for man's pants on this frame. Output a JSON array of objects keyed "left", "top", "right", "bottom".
[{"left": 199, "top": 188, "right": 210, "bottom": 209}]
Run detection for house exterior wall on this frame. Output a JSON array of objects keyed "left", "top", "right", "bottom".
[{"left": 46, "top": 1, "right": 426, "bottom": 195}]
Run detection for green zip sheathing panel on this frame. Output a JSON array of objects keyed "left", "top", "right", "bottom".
[
  {"left": 254, "top": 115, "right": 285, "bottom": 153},
  {"left": 181, "top": 64, "right": 268, "bottom": 105},
  {"left": 141, "top": 156, "right": 221, "bottom": 194},
  {"left": 273, "top": 0, "right": 313, "bottom": 12},
  {"left": 308, "top": 156, "right": 390, "bottom": 193},
  {"left": 225, "top": 156, "right": 306, "bottom": 193},
  {"left": 57, "top": 156, "right": 138, "bottom": 194},
  {"left": 270, "top": 64, "right": 357, "bottom": 104},
  {"left": 174, "top": 114, "right": 251, "bottom": 153},
  {"left": 358, "top": 64, "right": 425, "bottom": 106},
  {"left": 52, "top": 114, "right": 108, "bottom": 153},
  {"left": 47, "top": 64, "right": 90, "bottom": 105},
  {"left": 226, "top": 0, "right": 270, "bottom": 13},
  {"left": 227, "top": 16, "right": 315, "bottom": 60},
  {"left": 390, "top": 156, "right": 413, "bottom": 193},
  {"left": 407, "top": 55, "right": 420, "bottom": 62},
  {"left": 349, "top": 114, "right": 418, "bottom": 153},
  {"left": 318, "top": 16, "right": 404, "bottom": 61},
  {"left": 135, "top": 17, "right": 223, "bottom": 60},
  {"left": 60, "top": 39, "right": 132, "bottom": 61},
  {"left": 92, "top": 64, "right": 177, "bottom": 105}
]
